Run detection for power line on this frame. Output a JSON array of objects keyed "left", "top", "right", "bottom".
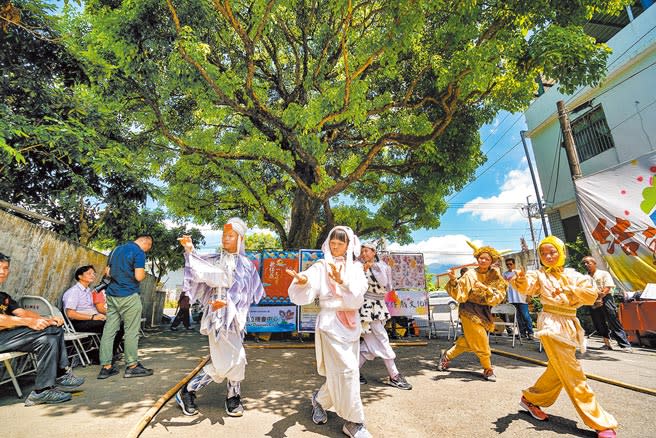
[
  {"left": 565, "top": 23, "right": 656, "bottom": 105},
  {"left": 448, "top": 139, "right": 523, "bottom": 202},
  {"left": 482, "top": 114, "right": 524, "bottom": 156}
]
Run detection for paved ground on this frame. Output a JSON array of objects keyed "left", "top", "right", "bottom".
[{"left": 1, "top": 325, "right": 655, "bottom": 438}]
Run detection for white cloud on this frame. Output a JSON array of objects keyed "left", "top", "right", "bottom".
[
  {"left": 457, "top": 166, "right": 534, "bottom": 224},
  {"left": 388, "top": 235, "right": 481, "bottom": 266}
]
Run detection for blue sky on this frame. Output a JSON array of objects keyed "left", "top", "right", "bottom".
[
  {"left": 178, "top": 111, "right": 546, "bottom": 269},
  {"left": 388, "top": 112, "right": 547, "bottom": 268}
]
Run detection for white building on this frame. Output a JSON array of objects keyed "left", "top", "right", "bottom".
[{"left": 525, "top": 2, "right": 656, "bottom": 243}]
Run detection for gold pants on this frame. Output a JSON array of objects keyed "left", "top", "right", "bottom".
[
  {"left": 445, "top": 314, "right": 492, "bottom": 370},
  {"left": 523, "top": 335, "right": 618, "bottom": 431}
]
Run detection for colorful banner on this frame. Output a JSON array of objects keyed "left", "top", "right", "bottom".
[
  {"left": 245, "top": 251, "right": 262, "bottom": 274},
  {"left": 298, "top": 301, "right": 320, "bottom": 332},
  {"left": 385, "top": 290, "right": 429, "bottom": 317},
  {"left": 299, "top": 249, "right": 323, "bottom": 271},
  {"left": 260, "top": 250, "right": 298, "bottom": 305},
  {"left": 380, "top": 253, "right": 426, "bottom": 289},
  {"left": 575, "top": 151, "right": 656, "bottom": 291},
  {"left": 295, "top": 250, "right": 324, "bottom": 332},
  {"left": 246, "top": 305, "right": 297, "bottom": 333}
]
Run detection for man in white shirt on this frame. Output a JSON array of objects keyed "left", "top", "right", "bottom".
[
  {"left": 502, "top": 258, "right": 534, "bottom": 340},
  {"left": 582, "top": 256, "right": 632, "bottom": 352}
]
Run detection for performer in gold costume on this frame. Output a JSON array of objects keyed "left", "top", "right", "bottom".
[
  {"left": 513, "top": 236, "right": 617, "bottom": 438},
  {"left": 437, "top": 243, "right": 507, "bottom": 381}
]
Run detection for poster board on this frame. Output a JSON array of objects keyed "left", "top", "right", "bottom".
[
  {"left": 379, "top": 253, "right": 426, "bottom": 289},
  {"left": 260, "top": 250, "right": 298, "bottom": 305},
  {"left": 297, "top": 249, "right": 323, "bottom": 332},
  {"left": 246, "top": 305, "right": 297, "bottom": 333},
  {"left": 385, "top": 290, "right": 429, "bottom": 317}
]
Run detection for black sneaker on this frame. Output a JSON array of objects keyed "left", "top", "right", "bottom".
[
  {"left": 311, "top": 391, "right": 327, "bottom": 424},
  {"left": 225, "top": 395, "right": 244, "bottom": 417},
  {"left": 124, "top": 362, "right": 154, "bottom": 378},
  {"left": 175, "top": 386, "right": 198, "bottom": 416},
  {"left": 55, "top": 368, "right": 85, "bottom": 392},
  {"left": 359, "top": 375, "right": 367, "bottom": 385},
  {"left": 97, "top": 365, "right": 119, "bottom": 380},
  {"left": 385, "top": 374, "right": 412, "bottom": 390},
  {"left": 25, "top": 389, "right": 72, "bottom": 406}
]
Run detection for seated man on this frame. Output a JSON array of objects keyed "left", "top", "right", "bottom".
[
  {"left": 62, "top": 265, "right": 123, "bottom": 360},
  {"left": 0, "top": 252, "right": 84, "bottom": 406}
]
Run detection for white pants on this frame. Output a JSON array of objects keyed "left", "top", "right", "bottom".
[
  {"left": 205, "top": 330, "right": 247, "bottom": 383},
  {"left": 360, "top": 319, "right": 396, "bottom": 361},
  {"left": 315, "top": 329, "right": 365, "bottom": 423}
]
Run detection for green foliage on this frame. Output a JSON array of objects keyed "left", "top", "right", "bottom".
[
  {"left": 94, "top": 209, "right": 206, "bottom": 284},
  {"left": 566, "top": 231, "right": 591, "bottom": 273},
  {"left": 245, "top": 232, "right": 281, "bottom": 251},
  {"left": 0, "top": 0, "right": 155, "bottom": 244},
  {"left": 61, "top": 0, "right": 630, "bottom": 248}
]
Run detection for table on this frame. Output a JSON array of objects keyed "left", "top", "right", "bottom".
[{"left": 619, "top": 301, "right": 656, "bottom": 346}]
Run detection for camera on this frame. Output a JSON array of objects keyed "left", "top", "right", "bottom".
[{"left": 93, "top": 276, "right": 112, "bottom": 293}]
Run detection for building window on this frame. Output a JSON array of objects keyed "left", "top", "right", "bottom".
[{"left": 570, "top": 105, "right": 615, "bottom": 162}]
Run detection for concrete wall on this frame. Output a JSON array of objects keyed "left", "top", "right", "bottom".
[
  {"left": 0, "top": 209, "right": 160, "bottom": 327},
  {"left": 525, "top": 5, "right": 656, "bottom": 216}
]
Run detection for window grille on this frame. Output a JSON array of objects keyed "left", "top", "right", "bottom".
[{"left": 570, "top": 105, "right": 615, "bottom": 162}]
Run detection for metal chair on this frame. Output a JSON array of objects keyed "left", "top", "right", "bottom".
[
  {"left": 0, "top": 351, "right": 37, "bottom": 398},
  {"left": 428, "top": 298, "right": 460, "bottom": 340},
  {"left": 19, "top": 295, "right": 94, "bottom": 366},
  {"left": 489, "top": 303, "right": 523, "bottom": 348}
]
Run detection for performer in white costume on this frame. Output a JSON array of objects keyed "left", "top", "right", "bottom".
[
  {"left": 358, "top": 242, "right": 412, "bottom": 390},
  {"left": 175, "top": 217, "right": 264, "bottom": 417},
  {"left": 286, "top": 226, "right": 371, "bottom": 438}
]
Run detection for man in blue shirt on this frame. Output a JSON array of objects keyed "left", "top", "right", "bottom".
[{"left": 97, "top": 234, "right": 153, "bottom": 379}]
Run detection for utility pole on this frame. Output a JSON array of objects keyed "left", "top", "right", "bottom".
[
  {"left": 520, "top": 131, "right": 549, "bottom": 236},
  {"left": 525, "top": 196, "right": 537, "bottom": 253},
  {"left": 557, "top": 100, "right": 582, "bottom": 179}
]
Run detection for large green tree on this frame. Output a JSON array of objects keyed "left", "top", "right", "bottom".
[
  {"left": 67, "top": 0, "right": 629, "bottom": 248},
  {"left": 0, "top": 0, "right": 154, "bottom": 245}
]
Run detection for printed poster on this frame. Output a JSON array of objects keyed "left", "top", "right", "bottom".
[
  {"left": 260, "top": 250, "right": 298, "bottom": 305},
  {"left": 297, "top": 249, "right": 324, "bottom": 332},
  {"left": 385, "top": 290, "right": 429, "bottom": 317},
  {"left": 575, "top": 151, "right": 656, "bottom": 291},
  {"left": 246, "top": 305, "right": 297, "bottom": 333},
  {"left": 380, "top": 253, "right": 426, "bottom": 289},
  {"left": 245, "top": 251, "right": 262, "bottom": 274}
]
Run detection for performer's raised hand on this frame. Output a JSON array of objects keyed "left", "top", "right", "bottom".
[
  {"left": 447, "top": 269, "right": 456, "bottom": 282},
  {"left": 328, "top": 263, "right": 343, "bottom": 284},
  {"left": 211, "top": 299, "right": 227, "bottom": 311},
  {"left": 514, "top": 266, "right": 528, "bottom": 289},
  {"left": 285, "top": 269, "right": 308, "bottom": 285},
  {"left": 177, "top": 234, "right": 194, "bottom": 253}
]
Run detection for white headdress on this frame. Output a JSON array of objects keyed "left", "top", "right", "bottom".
[
  {"left": 321, "top": 225, "right": 361, "bottom": 274},
  {"left": 225, "top": 217, "right": 247, "bottom": 255}
]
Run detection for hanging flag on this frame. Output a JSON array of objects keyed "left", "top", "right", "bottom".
[{"left": 575, "top": 151, "right": 656, "bottom": 291}]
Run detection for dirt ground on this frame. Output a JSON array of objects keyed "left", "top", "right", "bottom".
[{"left": 2, "top": 329, "right": 655, "bottom": 438}]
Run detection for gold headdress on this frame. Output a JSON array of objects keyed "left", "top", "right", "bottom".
[{"left": 466, "top": 241, "right": 502, "bottom": 262}]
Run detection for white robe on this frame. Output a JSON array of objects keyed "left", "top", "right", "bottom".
[{"left": 288, "top": 259, "right": 368, "bottom": 423}]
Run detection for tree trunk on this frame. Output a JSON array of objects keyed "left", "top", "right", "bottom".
[{"left": 286, "top": 189, "right": 322, "bottom": 249}]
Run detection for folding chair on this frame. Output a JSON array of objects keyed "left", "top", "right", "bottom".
[
  {"left": 0, "top": 351, "right": 37, "bottom": 398},
  {"left": 489, "top": 303, "right": 523, "bottom": 348},
  {"left": 19, "top": 295, "right": 93, "bottom": 367},
  {"left": 428, "top": 299, "right": 460, "bottom": 340}
]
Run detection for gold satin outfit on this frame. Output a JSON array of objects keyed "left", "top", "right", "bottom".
[
  {"left": 445, "top": 267, "right": 507, "bottom": 370},
  {"left": 514, "top": 266, "right": 618, "bottom": 432}
]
